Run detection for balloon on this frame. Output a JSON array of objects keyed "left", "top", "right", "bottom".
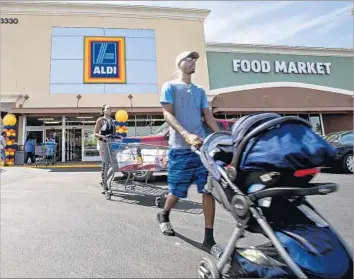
[
  {"left": 115, "top": 110, "right": 128, "bottom": 122},
  {"left": 3, "top": 114, "right": 17, "bottom": 126}
]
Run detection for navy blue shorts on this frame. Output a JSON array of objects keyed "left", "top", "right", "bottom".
[{"left": 167, "top": 148, "right": 208, "bottom": 199}]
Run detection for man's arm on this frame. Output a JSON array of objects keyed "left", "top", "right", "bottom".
[
  {"left": 201, "top": 89, "right": 219, "bottom": 133},
  {"left": 203, "top": 108, "right": 220, "bottom": 133},
  {"left": 162, "top": 104, "right": 188, "bottom": 137}
]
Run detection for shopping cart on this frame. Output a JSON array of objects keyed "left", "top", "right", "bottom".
[
  {"left": 35, "top": 142, "right": 57, "bottom": 167},
  {"left": 102, "top": 136, "right": 170, "bottom": 207}
]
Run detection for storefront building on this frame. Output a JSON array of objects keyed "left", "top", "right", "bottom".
[
  {"left": 206, "top": 43, "right": 354, "bottom": 135},
  {"left": 1, "top": 1, "right": 353, "bottom": 163},
  {"left": 0, "top": 1, "right": 210, "bottom": 162}
]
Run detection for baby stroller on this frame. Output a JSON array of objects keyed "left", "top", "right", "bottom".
[{"left": 194, "top": 113, "right": 353, "bottom": 279}]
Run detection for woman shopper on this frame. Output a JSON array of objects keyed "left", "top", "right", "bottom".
[
  {"left": 94, "top": 104, "right": 116, "bottom": 193},
  {"left": 24, "top": 133, "right": 36, "bottom": 164}
]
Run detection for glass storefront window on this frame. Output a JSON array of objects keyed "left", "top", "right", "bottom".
[
  {"left": 82, "top": 129, "right": 100, "bottom": 161},
  {"left": 27, "top": 116, "right": 63, "bottom": 126},
  {"left": 309, "top": 115, "right": 323, "bottom": 135},
  {"left": 66, "top": 116, "right": 96, "bottom": 126},
  {"left": 298, "top": 114, "right": 310, "bottom": 121}
]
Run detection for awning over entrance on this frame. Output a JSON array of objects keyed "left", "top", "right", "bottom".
[
  {"left": 10, "top": 106, "right": 163, "bottom": 116},
  {"left": 210, "top": 83, "right": 353, "bottom": 114},
  {"left": 0, "top": 93, "right": 23, "bottom": 112}
]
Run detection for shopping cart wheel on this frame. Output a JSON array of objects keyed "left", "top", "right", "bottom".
[
  {"left": 104, "top": 191, "right": 112, "bottom": 200},
  {"left": 198, "top": 257, "right": 220, "bottom": 279},
  {"left": 155, "top": 197, "right": 162, "bottom": 208}
]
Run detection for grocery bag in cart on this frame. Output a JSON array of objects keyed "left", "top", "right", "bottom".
[
  {"left": 140, "top": 148, "right": 168, "bottom": 171},
  {"left": 116, "top": 145, "right": 142, "bottom": 172}
]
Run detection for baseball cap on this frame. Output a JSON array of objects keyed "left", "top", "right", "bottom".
[{"left": 175, "top": 51, "right": 200, "bottom": 68}]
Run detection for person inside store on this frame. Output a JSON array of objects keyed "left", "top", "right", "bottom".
[
  {"left": 94, "top": 104, "right": 116, "bottom": 193},
  {"left": 24, "top": 133, "right": 36, "bottom": 165},
  {"left": 156, "top": 51, "right": 224, "bottom": 259},
  {"left": 45, "top": 131, "right": 57, "bottom": 163},
  {"left": 46, "top": 131, "right": 56, "bottom": 143}
]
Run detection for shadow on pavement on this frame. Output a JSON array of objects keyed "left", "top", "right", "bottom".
[
  {"left": 108, "top": 191, "right": 203, "bottom": 215},
  {"left": 107, "top": 175, "right": 203, "bottom": 215},
  {"left": 174, "top": 232, "right": 205, "bottom": 251}
]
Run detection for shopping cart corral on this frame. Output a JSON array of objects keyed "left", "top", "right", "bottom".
[{"left": 102, "top": 136, "right": 170, "bottom": 207}]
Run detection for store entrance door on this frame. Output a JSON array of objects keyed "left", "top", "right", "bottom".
[
  {"left": 45, "top": 128, "right": 62, "bottom": 162},
  {"left": 65, "top": 128, "right": 82, "bottom": 162}
]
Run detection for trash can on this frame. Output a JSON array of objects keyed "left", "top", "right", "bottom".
[{"left": 15, "top": 151, "right": 25, "bottom": 165}]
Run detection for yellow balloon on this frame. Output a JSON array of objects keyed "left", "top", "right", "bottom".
[
  {"left": 6, "top": 132, "right": 11, "bottom": 137},
  {"left": 115, "top": 110, "right": 128, "bottom": 122},
  {"left": 5, "top": 152, "right": 10, "bottom": 156},
  {"left": 3, "top": 113, "right": 17, "bottom": 126},
  {"left": 118, "top": 128, "right": 124, "bottom": 133},
  {"left": 6, "top": 141, "right": 12, "bottom": 146}
]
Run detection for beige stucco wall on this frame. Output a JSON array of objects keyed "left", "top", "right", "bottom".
[{"left": 0, "top": 4, "right": 210, "bottom": 110}]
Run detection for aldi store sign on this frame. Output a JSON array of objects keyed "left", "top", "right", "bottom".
[{"left": 232, "top": 59, "right": 332, "bottom": 75}]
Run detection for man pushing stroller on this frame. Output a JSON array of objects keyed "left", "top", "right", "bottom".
[{"left": 157, "top": 51, "right": 224, "bottom": 259}]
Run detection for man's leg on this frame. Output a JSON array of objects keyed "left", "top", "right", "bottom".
[
  {"left": 202, "top": 192, "right": 216, "bottom": 244},
  {"left": 195, "top": 160, "right": 224, "bottom": 259},
  {"left": 157, "top": 193, "right": 180, "bottom": 236},
  {"left": 157, "top": 149, "right": 192, "bottom": 236}
]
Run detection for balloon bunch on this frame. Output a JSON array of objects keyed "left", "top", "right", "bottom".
[
  {"left": 115, "top": 110, "right": 129, "bottom": 138},
  {"left": 2, "top": 113, "right": 17, "bottom": 167}
]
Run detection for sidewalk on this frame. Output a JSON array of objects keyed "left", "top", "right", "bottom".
[{"left": 15, "top": 161, "right": 100, "bottom": 168}]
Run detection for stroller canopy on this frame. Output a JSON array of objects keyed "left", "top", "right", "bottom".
[
  {"left": 200, "top": 113, "right": 336, "bottom": 180},
  {"left": 231, "top": 113, "right": 336, "bottom": 171}
]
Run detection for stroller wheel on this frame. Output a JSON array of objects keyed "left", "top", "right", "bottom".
[
  {"left": 198, "top": 257, "right": 220, "bottom": 279},
  {"left": 104, "top": 191, "right": 112, "bottom": 200},
  {"left": 155, "top": 197, "right": 161, "bottom": 207}
]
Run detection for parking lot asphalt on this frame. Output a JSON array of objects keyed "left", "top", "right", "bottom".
[{"left": 1, "top": 168, "right": 353, "bottom": 278}]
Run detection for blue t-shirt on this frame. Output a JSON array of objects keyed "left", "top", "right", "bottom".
[
  {"left": 160, "top": 80, "right": 209, "bottom": 149},
  {"left": 24, "top": 139, "right": 35, "bottom": 152}
]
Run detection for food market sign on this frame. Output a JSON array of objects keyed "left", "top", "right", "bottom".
[{"left": 232, "top": 59, "right": 332, "bottom": 75}]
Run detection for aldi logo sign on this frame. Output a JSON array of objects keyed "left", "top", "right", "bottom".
[{"left": 84, "top": 37, "right": 126, "bottom": 83}]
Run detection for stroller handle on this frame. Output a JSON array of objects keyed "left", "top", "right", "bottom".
[{"left": 191, "top": 145, "right": 202, "bottom": 155}]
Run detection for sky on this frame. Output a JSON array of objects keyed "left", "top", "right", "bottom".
[{"left": 34, "top": 0, "right": 354, "bottom": 48}]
